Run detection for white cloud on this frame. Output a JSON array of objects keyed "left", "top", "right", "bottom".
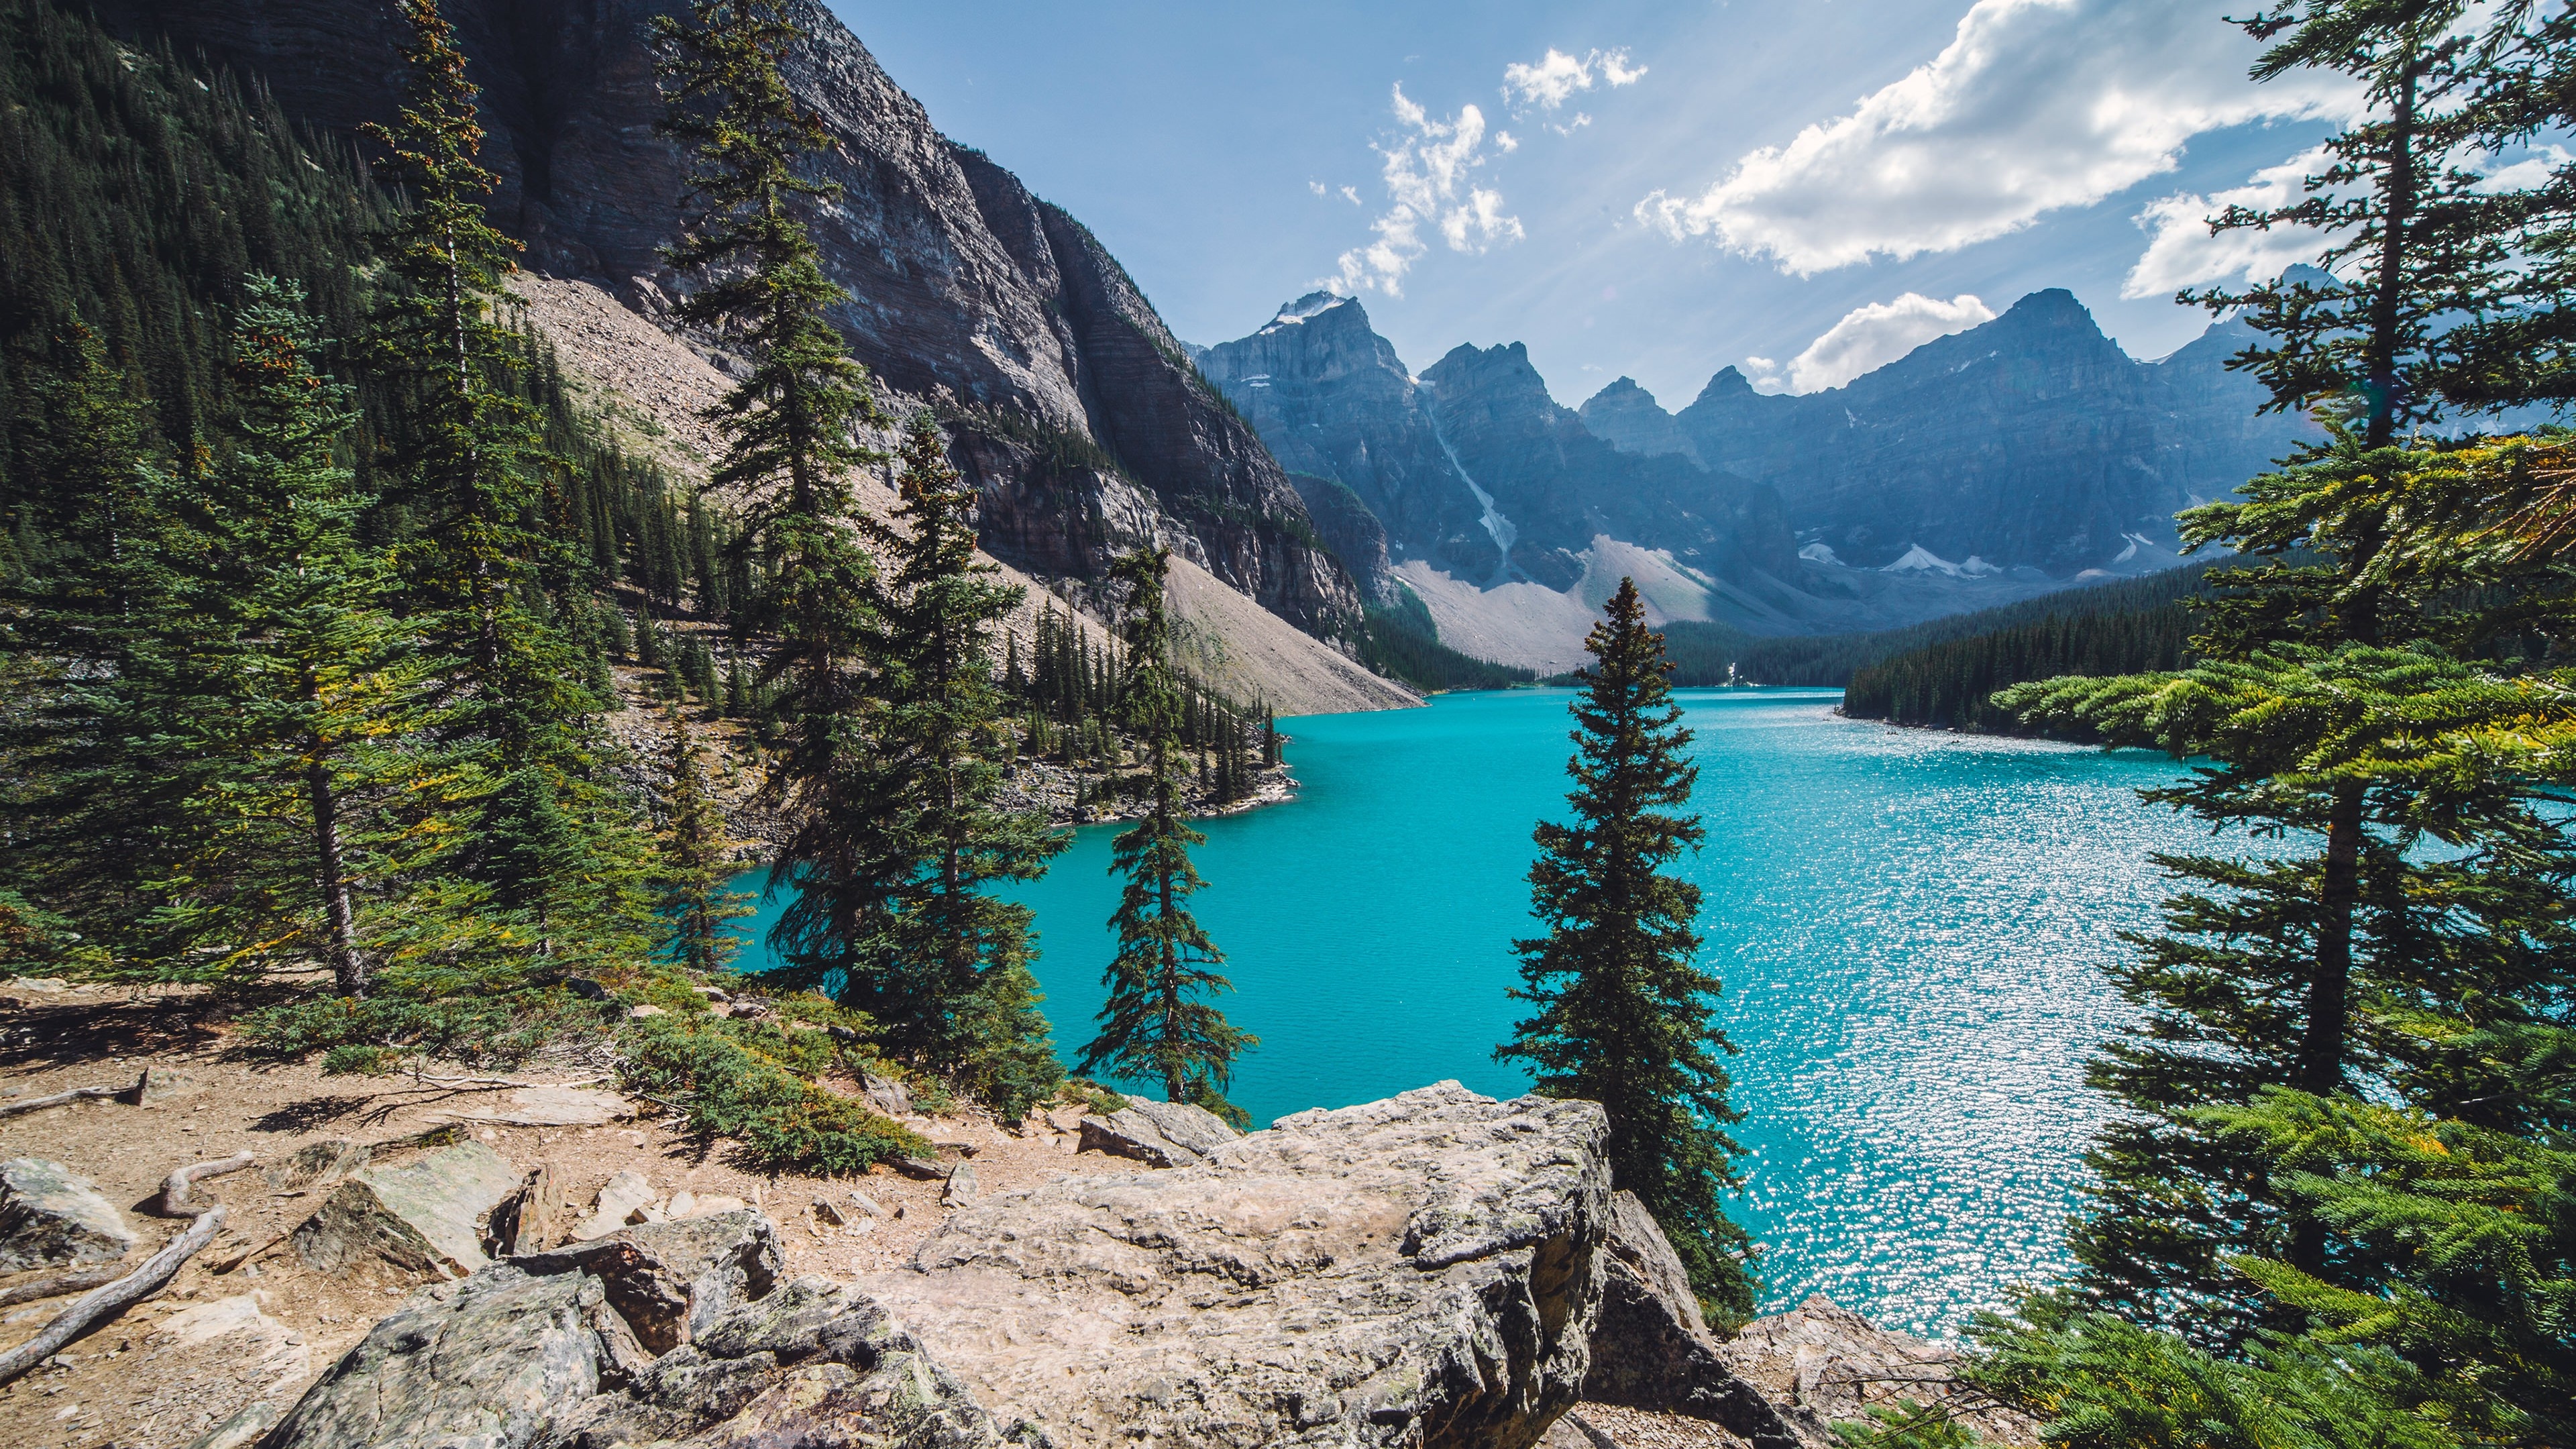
[
  {"left": 1635, "top": 0, "right": 2357, "bottom": 274},
  {"left": 2122, "top": 147, "right": 2329, "bottom": 298},
  {"left": 1308, "top": 180, "right": 1327, "bottom": 197},
  {"left": 1502, "top": 47, "right": 1646, "bottom": 111},
  {"left": 1497, "top": 130, "right": 1520, "bottom": 153},
  {"left": 1778, "top": 293, "right": 1997, "bottom": 392},
  {"left": 1340, "top": 184, "right": 1363, "bottom": 205},
  {"left": 1330, "top": 86, "right": 1523, "bottom": 297}
]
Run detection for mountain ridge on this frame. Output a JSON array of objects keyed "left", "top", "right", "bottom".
[{"left": 88, "top": 0, "right": 1382, "bottom": 690}]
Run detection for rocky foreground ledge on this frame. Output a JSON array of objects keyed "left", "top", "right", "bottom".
[{"left": 154, "top": 1082, "right": 2009, "bottom": 1449}]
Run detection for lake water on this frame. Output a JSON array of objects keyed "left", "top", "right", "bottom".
[{"left": 730, "top": 688, "right": 2209, "bottom": 1335}]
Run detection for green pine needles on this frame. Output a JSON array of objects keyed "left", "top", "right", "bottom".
[
  {"left": 1499, "top": 576, "right": 1756, "bottom": 1325},
  {"left": 1079, "top": 547, "right": 1256, "bottom": 1122}
]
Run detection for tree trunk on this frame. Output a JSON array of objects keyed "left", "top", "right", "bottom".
[
  {"left": 2302, "top": 782, "right": 2363, "bottom": 1098},
  {"left": 309, "top": 749, "right": 366, "bottom": 998}
]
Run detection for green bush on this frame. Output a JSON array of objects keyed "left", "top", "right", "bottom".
[
  {"left": 621, "top": 1014, "right": 930, "bottom": 1174},
  {"left": 1065, "top": 1078, "right": 1130, "bottom": 1116},
  {"left": 238, "top": 987, "right": 607, "bottom": 1069}
]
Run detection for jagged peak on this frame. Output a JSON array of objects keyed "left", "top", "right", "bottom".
[
  {"left": 1260, "top": 290, "right": 1363, "bottom": 334},
  {"left": 1692, "top": 365, "right": 1758, "bottom": 406},
  {"left": 1582, "top": 376, "right": 1661, "bottom": 411}
]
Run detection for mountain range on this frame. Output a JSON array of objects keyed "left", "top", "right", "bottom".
[
  {"left": 91, "top": 0, "right": 1408, "bottom": 710},
  {"left": 89, "top": 0, "right": 2310, "bottom": 686},
  {"left": 1199, "top": 290, "right": 2314, "bottom": 670}
]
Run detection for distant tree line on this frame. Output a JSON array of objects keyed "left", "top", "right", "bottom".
[
  {"left": 1655, "top": 563, "right": 2220, "bottom": 691},
  {"left": 1841, "top": 602, "right": 2196, "bottom": 733}
]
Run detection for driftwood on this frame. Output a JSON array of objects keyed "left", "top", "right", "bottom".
[
  {"left": 0, "top": 1205, "right": 223, "bottom": 1387},
  {"left": 144, "top": 1152, "right": 256, "bottom": 1218},
  {"left": 0, "top": 1071, "right": 148, "bottom": 1119},
  {"left": 0, "top": 1265, "right": 121, "bottom": 1310}
]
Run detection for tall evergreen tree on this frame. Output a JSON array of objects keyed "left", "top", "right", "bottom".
[
  {"left": 1499, "top": 576, "right": 1755, "bottom": 1324},
  {"left": 657, "top": 705, "right": 746, "bottom": 975},
  {"left": 367, "top": 0, "right": 616, "bottom": 961},
  {"left": 1079, "top": 546, "right": 1253, "bottom": 1122},
  {"left": 653, "top": 0, "right": 887, "bottom": 1004},
  {"left": 849, "top": 413, "right": 1063, "bottom": 1118},
  {"left": 0, "top": 324, "right": 193, "bottom": 964},
  {"left": 148, "top": 280, "right": 431, "bottom": 996}
]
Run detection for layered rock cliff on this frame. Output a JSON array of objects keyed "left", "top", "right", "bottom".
[{"left": 94, "top": 0, "right": 1364, "bottom": 646}]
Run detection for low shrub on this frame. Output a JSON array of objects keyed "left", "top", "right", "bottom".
[{"left": 621, "top": 1013, "right": 931, "bottom": 1174}]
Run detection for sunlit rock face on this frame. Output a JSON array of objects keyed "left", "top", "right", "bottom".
[
  {"left": 93, "top": 0, "right": 1362, "bottom": 642},
  {"left": 1660, "top": 290, "right": 2313, "bottom": 574}
]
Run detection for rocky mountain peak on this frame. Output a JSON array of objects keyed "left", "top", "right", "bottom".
[
  {"left": 1259, "top": 290, "right": 1364, "bottom": 335},
  {"left": 1577, "top": 376, "right": 1695, "bottom": 461}
]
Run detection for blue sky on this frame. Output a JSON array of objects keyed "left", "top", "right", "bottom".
[{"left": 828, "top": 0, "right": 2353, "bottom": 411}]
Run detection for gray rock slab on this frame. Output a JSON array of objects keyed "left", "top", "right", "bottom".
[
  {"left": 1122, "top": 1097, "right": 1240, "bottom": 1156},
  {"left": 940, "top": 1161, "right": 978, "bottom": 1208},
  {"left": 1073, "top": 1108, "right": 1200, "bottom": 1167},
  {"left": 289, "top": 1140, "right": 521, "bottom": 1283},
  {"left": 0, "top": 1157, "right": 136, "bottom": 1271},
  {"left": 263, "top": 1265, "right": 604, "bottom": 1449},
  {"left": 1715, "top": 1295, "right": 2043, "bottom": 1448},
  {"left": 860, "top": 1079, "right": 1613, "bottom": 1449},
  {"left": 262, "top": 1140, "right": 369, "bottom": 1192},
  {"left": 537, "top": 1275, "right": 1023, "bottom": 1449}
]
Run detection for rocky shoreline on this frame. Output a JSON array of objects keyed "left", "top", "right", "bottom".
[{"left": 0, "top": 994, "right": 2026, "bottom": 1449}]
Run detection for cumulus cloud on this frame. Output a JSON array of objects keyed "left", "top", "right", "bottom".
[
  {"left": 1330, "top": 85, "right": 1523, "bottom": 297},
  {"left": 1774, "top": 293, "right": 1997, "bottom": 393},
  {"left": 1308, "top": 180, "right": 1328, "bottom": 198},
  {"left": 1635, "top": 0, "right": 2357, "bottom": 274},
  {"left": 2123, "top": 148, "right": 2329, "bottom": 298},
  {"left": 1503, "top": 47, "right": 1646, "bottom": 111}
]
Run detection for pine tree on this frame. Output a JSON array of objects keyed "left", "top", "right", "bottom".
[
  {"left": 1499, "top": 576, "right": 1755, "bottom": 1324},
  {"left": 654, "top": 0, "right": 887, "bottom": 1002},
  {"left": 367, "top": 0, "right": 616, "bottom": 961},
  {"left": 0, "top": 325, "right": 196, "bottom": 963},
  {"left": 148, "top": 280, "right": 438, "bottom": 996},
  {"left": 658, "top": 706, "right": 747, "bottom": 975},
  {"left": 847, "top": 412, "right": 1064, "bottom": 1118},
  {"left": 1079, "top": 547, "right": 1254, "bottom": 1117}
]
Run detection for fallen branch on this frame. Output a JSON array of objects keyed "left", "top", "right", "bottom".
[
  {"left": 403, "top": 1071, "right": 606, "bottom": 1092},
  {"left": 0, "top": 1265, "right": 121, "bottom": 1311},
  {"left": 0, "top": 1071, "right": 148, "bottom": 1119},
  {"left": 144, "top": 1152, "right": 255, "bottom": 1218},
  {"left": 0, "top": 1205, "right": 223, "bottom": 1387}
]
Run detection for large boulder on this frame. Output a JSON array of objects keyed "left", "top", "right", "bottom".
[
  {"left": 538, "top": 1275, "right": 1022, "bottom": 1449},
  {"left": 0, "top": 1157, "right": 136, "bottom": 1270},
  {"left": 1716, "top": 1296, "right": 2042, "bottom": 1448},
  {"left": 860, "top": 1080, "right": 1611, "bottom": 1449},
  {"left": 1073, "top": 1097, "right": 1240, "bottom": 1168},
  {"left": 515, "top": 1211, "right": 782, "bottom": 1355},
  {"left": 1582, "top": 1191, "right": 1803, "bottom": 1448},
  {"left": 289, "top": 1141, "right": 523, "bottom": 1283},
  {"left": 260, "top": 1265, "right": 608, "bottom": 1449},
  {"left": 260, "top": 1252, "right": 1024, "bottom": 1449}
]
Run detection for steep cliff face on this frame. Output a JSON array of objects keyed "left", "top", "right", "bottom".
[
  {"left": 1199, "top": 293, "right": 1799, "bottom": 595},
  {"left": 1417, "top": 341, "right": 1801, "bottom": 591},
  {"left": 1198, "top": 292, "right": 1507, "bottom": 583},
  {"left": 1653, "top": 289, "right": 2312, "bottom": 572},
  {"left": 94, "top": 0, "right": 1361, "bottom": 641}
]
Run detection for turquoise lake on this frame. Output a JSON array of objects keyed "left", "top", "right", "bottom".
[{"left": 731, "top": 688, "right": 2212, "bottom": 1336}]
